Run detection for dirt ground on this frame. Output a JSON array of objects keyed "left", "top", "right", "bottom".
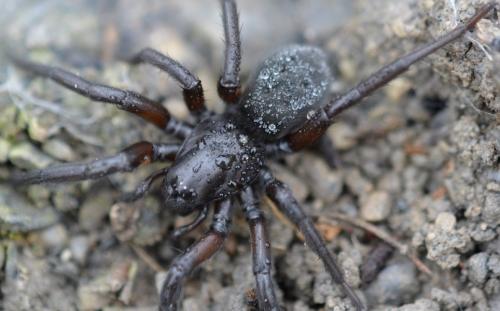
[{"left": 0, "top": 0, "right": 499, "bottom": 310}]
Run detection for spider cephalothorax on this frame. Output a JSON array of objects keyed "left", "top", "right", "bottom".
[{"left": 9, "top": 1, "right": 495, "bottom": 310}]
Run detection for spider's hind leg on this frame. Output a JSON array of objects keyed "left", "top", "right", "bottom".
[{"left": 261, "top": 169, "right": 366, "bottom": 311}]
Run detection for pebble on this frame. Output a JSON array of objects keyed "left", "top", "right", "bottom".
[
  {"left": 8, "top": 142, "right": 53, "bottom": 169},
  {"left": 42, "top": 139, "right": 77, "bottom": 161},
  {"left": 69, "top": 235, "right": 91, "bottom": 264},
  {"left": 360, "top": 191, "right": 392, "bottom": 222},
  {"left": 488, "top": 254, "right": 500, "bottom": 277},
  {"left": 78, "top": 191, "right": 113, "bottom": 231},
  {"left": 326, "top": 122, "right": 357, "bottom": 150},
  {"left": 297, "top": 153, "right": 343, "bottom": 203},
  {"left": 435, "top": 212, "right": 456, "bottom": 231},
  {"left": 27, "top": 115, "right": 55, "bottom": 142},
  {"left": 467, "top": 252, "right": 489, "bottom": 286},
  {"left": 0, "top": 138, "right": 10, "bottom": 163},
  {"left": 345, "top": 169, "right": 374, "bottom": 196},
  {"left": 366, "top": 257, "right": 418, "bottom": 305},
  {"left": 40, "top": 224, "right": 68, "bottom": 251},
  {"left": 397, "top": 299, "right": 440, "bottom": 311},
  {"left": 482, "top": 192, "right": 500, "bottom": 225},
  {"left": 0, "top": 185, "right": 58, "bottom": 232}
]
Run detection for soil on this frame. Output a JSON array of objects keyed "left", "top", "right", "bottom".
[{"left": 0, "top": 0, "right": 498, "bottom": 310}]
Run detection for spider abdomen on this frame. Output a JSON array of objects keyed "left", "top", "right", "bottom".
[{"left": 240, "top": 45, "right": 332, "bottom": 140}]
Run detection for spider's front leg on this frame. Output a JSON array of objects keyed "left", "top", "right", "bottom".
[
  {"left": 159, "top": 199, "right": 233, "bottom": 311},
  {"left": 10, "top": 56, "right": 192, "bottom": 139},
  {"left": 129, "top": 48, "right": 206, "bottom": 115},
  {"left": 11, "top": 142, "right": 179, "bottom": 185},
  {"left": 218, "top": 0, "right": 242, "bottom": 103},
  {"left": 260, "top": 169, "right": 366, "bottom": 311},
  {"left": 240, "top": 187, "right": 280, "bottom": 311}
]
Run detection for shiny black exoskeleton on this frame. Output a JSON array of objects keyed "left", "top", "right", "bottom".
[{"left": 9, "top": 1, "right": 494, "bottom": 310}]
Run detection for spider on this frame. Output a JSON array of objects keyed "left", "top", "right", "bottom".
[{"left": 8, "top": 1, "right": 495, "bottom": 310}]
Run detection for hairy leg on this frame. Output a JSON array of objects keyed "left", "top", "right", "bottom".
[
  {"left": 11, "top": 142, "right": 179, "bottom": 185},
  {"left": 218, "top": 0, "right": 242, "bottom": 103},
  {"left": 170, "top": 206, "right": 209, "bottom": 240},
  {"left": 240, "top": 186, "right": 280, "bottom": 311},
  {"left": 10, "top": 57, "right": 192, "bottom": 139},
  {"left": 283, "top": 3, "right": 495, "bottom": 151},
  {"left": 129, "top": 48, "right": 206, "bottom": 115},
  {"left": 260, "top": 169, "right": 365, "bottom": 311},
  {"left": 159, "top": 199, "right": 233, "bottom": 311}
]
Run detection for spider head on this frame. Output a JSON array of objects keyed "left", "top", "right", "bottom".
[{"left": 162, "top": 116, "right": 263, "bottom": 215}]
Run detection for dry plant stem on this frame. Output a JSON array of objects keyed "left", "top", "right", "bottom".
[
  {"left": 320, "top": 212, "right": 433, "bottom": 276},
  {"left": 131, "top": 244, "right": 165, "bottom": 273}
]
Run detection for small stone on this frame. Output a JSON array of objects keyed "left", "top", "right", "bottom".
[
  {"left": 366, "top": 257, "right": 418, "bottom": 305},
  {"left": 27, "top": 114, "right": 57, "bottom": 142},
  {"left": 435, "top": 212, "right": 456, "bottom": 231},
  {"left": 488, "top": 254, "right": 500, "bottom": 277},
  {"left": 40, "top": 224, "right": 68, "bottom": 251},
  {"left": 42, "top": 139, "right": 77, "bottom": 161},
  {"left": 8, "top": 142, "right": 53, "bottom": 169},
  {"left": 482, "top": 192, "right": 500, "bottom": 225},
  {"left": 360, "top": 191, "right": 392, "bottom": 222},
  {"left": 398, "top": 298, "right": 440, "bottom": 311},
  {"left": 70, "top": 235, "right": 91, "bottom": 264},
  {"left": 0, "top": 138, "right": 10, "bottom": 163},
  {"left": 345, "top": 169, "right": 374, "bottom": 196},
  {"left": 326, "top": 122, "right": 357, "bottom": 150},
  {"left": 467, "top": 252, "right": 489, "bottom": 286},
  {"left": 79, "top": 191, "right": 113, "bottom": 231},
  {"left": 297, "top": 153, "right": 343, "bottom": 203},
  {"left": 0, "top": 185, "right": 58, "bottom": 232}
]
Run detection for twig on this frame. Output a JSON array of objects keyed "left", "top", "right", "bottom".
[
  {"left": 319, "top": 212, "right": 433, "bottom": 276},
  {"left": 130, "top": 244, "right": 165, "bottom": 273}
]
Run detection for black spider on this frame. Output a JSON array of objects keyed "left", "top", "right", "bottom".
[{"left": 8, "top": 1, "right": 495, "bottom": 310}]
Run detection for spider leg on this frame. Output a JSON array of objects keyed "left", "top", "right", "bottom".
[
  {"left": 11, "top": 142, "right": 179, "bottom": 185},
  {"left": 10, "top": 57, "right": 192, "bottom": 139},
  {"left": 218, "top": 0, "right": 242, "bottom": 104},
  {"left": 312, "top": 135, "right": 342, "bottom": 169},
  {"left": 240, "top": 186, "right": 280, "bottom": 311},
  {"left": 170, "top": 205, "right": 209, "bottom": 240},
  {"left": 120, "top": 168, "right": 169, "bottom": 202},
  {"left": 283, "top": 2, "right": 495, "bottom": 151},
  {"left": 129, "top": 48, "right": 206, "bottom": 115},
  {"left": 260, "top": 169, "right": 366, "bottom": 311},
  {"left": 159, "top": 199, "right": 233, "bottom": 311}
]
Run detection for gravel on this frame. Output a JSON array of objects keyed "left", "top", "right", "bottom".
[{"left": 1, "top": 0, "right": 498, "bottom": 310}]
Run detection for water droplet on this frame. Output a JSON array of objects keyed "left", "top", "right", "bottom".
[
  {"left": 238, "top": 134, "right": 248, "bottom": 145},
  {"left": 215, "top": 154, "right": 235, "bottom": 170},
  {"left": 241, "top": 154, "right": 249, "bottom": 163},
  {"left": 227, "top": 180, "right": 237, "bottom": 188},
  {"left": 306, "top": 110, "right": 316, "bottom": 120}
]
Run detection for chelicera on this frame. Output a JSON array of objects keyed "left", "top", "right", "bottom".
[{"left": 9, "top": 1, "right": 495, "bottom": 310}]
